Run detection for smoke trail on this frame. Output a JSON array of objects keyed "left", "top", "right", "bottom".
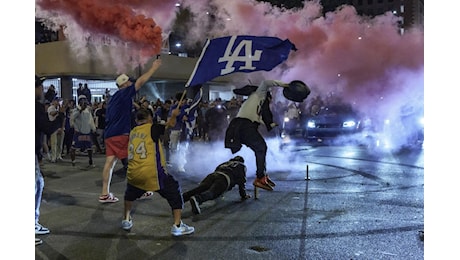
[
  {"left": 177, "top": 0, "right": 423, "bottom": 150},
  {"left": 35, "top": 0, "right": 177, "bottom": 72},
  {"left": 36, "top": 0, "right": 424, "bottom": 150},
  {"left": 183, "top": 138, "right": 303, "bottom": 182}
]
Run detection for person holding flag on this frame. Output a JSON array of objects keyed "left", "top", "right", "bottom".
[
  {"left": 167, "top": 92, "right": 189, "bottom": 172},
  {"left": 183, "top": 85, "right": 203, "bottom": 141}
]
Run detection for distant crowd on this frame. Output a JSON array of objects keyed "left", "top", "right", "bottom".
[{"left": 38, "top": 81, "right": 345, "bottom": 170}]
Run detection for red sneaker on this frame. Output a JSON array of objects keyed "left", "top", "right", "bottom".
[
  {"left": 98, "top": 193, "right": 119, "bottom": 203},
  {"left": 253, "top": 176, "right": 274, "bottom": 191},
  {"left": 266, "top": 175, "right": 276, "bottom": 187}
]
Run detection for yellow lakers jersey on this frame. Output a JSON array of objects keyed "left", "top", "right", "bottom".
[{"left": 127, "top": 123, "right": 168, "bottom": 191}]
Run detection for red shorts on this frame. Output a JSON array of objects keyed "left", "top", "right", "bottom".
[{"left": 104, "top": 135, "right": 129, "bottom": 159}]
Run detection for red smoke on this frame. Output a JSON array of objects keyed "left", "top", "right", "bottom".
[{"left": 36, "top": 0, "right": 164, "bottom": 57}]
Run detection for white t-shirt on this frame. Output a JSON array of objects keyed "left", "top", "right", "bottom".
[
  {"left": 236, "top": 80, "right": 285, "bottom": 123},
  {"left": 47, "top": 105, "right": 58, "bottom": 122}
]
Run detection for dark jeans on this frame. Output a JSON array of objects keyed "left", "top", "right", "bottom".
[
  {"left": 238, "top": 123, "right": 267, "bottom": 179},
  {"left": 63, "top": 128, "right": 74, "bottom": 154},
  {"left": 182, "top": 173, "right": 228, "bottom": 204}
]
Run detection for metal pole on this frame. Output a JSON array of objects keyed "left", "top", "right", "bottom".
[{"left": 305, "top": 164, "right": 310, "bottom": 180}]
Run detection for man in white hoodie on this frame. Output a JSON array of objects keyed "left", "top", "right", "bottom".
[
  {"left": 70, "top": 95, "right": 97, "bottom": 168},
  {"left": 225, "top": 80, "right": 309, "bottom": 191}
]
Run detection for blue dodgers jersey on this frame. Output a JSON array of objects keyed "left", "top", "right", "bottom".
[
  {"left": 104, "top": 85, "right": 136, "bottom": 138},
  {"left": 168, "top": 103, "right": 190, "bottom": 131}
]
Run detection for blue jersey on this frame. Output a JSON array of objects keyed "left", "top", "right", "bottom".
[
  {"left": 168, "top": 103, "right": 190, "bottom": 131},
  {"left": 104, "top": 85, "right": 136, "bottom": 139}
]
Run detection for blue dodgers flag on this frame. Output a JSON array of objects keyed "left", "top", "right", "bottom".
[{"left": 186, "top": 35, "right": 297, "bottom": 87}]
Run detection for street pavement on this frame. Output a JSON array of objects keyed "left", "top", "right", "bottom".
[{"left": 34, "top": 142, "right": 425, "bottom": 259}]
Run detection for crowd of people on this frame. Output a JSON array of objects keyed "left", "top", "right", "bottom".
[
  {"left": 38, "top": 85, "right": 325, "bottom": 170},
  {"left": 36, "top": 58, "right": 317, "bottom": 245}
]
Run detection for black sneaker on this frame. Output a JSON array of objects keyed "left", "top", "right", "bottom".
[{"left": 190, "top": 196, "right": 201, "bottom": 215}]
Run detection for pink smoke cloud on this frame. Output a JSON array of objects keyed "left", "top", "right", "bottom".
[
  {"left": 36, "top": 0, "right": 423, "bottom": 117},
  {"left": 177, "top": 0, "right": 423, "bottom": 120}
]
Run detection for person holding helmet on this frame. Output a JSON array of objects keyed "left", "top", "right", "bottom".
[
  {"left": 182, "top": 156, "right": 251, "bottom": 215},
  {"left": 225, "top": 80, "right": 310, "bottom": 192}
]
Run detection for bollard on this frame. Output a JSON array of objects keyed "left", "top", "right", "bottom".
[{"left": 305, "top": 164, "right": 310, "bottom": 180}]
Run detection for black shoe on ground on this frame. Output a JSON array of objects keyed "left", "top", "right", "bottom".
[{"left": 190, "top": 196, "right": 201, "bottom": 215}]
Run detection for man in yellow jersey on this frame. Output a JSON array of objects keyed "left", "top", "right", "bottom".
[{"left": 121, "top": 108, "right": 194, "bottom": 236}]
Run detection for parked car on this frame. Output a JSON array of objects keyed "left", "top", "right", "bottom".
[{"left": 304, "top": 104, "right": 365, "bottom": 143}]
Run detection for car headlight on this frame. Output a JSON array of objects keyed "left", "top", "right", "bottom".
[
  {"left": 284, "top": 117, "right": 289, "bottom": 123},
  {"left": 343, "top": 120, "right": 356, "bottom": 128},
  {"left": 307, "top": 121, "right": 316, "bottom": 128}
]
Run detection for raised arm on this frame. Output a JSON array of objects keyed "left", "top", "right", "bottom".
[{"left": 134, "top": 58, "right": 162, "bottom": 91}]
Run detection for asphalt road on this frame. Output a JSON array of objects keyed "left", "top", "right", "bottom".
[{"left": 34, "top": 140, "right": 424, "bottom": 259}]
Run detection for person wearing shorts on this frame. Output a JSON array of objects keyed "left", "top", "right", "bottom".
[
  {"left": 121, "top": 108, "right": 194, "bottom": 236},
  {"left": 99, "top": 58, "right": 162, "bottom": 203}
]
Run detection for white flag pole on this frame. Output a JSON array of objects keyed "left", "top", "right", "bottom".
[{"left": 185, "top": 38, "right": 211, "bottom": 88}]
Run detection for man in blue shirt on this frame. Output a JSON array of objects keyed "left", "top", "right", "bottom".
[{"left": 99, "top": 58, "right": 162, "bottom": 203}]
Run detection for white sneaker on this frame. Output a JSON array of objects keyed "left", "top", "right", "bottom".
[
  {"left": 98, "top": 193, "right": 119, "bottom": 203},
  {"left": 171, "top": 221, "right": 194, "bottom": 236},
  {"left": 35, "top": 223, "right": 50, "bottom": 235},
  {"left": 35, "top": 238, "right": 43, "bottom": 246},
  {"left": 121, "top": 218, "right": 133, "bottom": 230},
  {"left": 137, "top": 191, "right": 153, "bottom": 200}
]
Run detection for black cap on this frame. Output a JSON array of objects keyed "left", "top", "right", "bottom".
[
  {"left": 283, "top": 80, "right": 310, "bottom": 102},
  {"left": 35, "top": 75, "right": 46, "bottom": 87}
]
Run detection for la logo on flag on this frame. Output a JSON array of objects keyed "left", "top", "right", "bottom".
[
  {"left": 218, "top": 36, "right": 263, "bottom": 74},
  {"left": 186, "top": 35, "right": 297, "bottom": 87}
]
